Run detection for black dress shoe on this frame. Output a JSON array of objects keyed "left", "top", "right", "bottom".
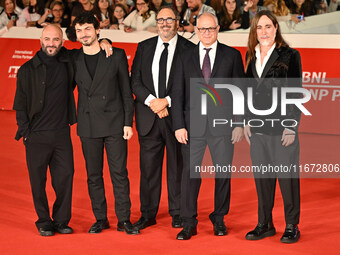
[
  {"left": 213, "top": 221, "right": 227, "bottom": 236},
  {"left": 38, "top": 226, "right": 55, "bottom": 237},
  {"left": 133, "top": 217, "right": 156, "bottom": 230},
  {"left": 280, "top": 224, "right": 300, "bottom": 243},
  {"left": 176, "top": 226, "right": 197, "bottom": 240},
  {"left": 54, "top": 223, "right": 73, "bottom": 234},
  {"left": 172, "top": 215, "right": 183, "bottom": 228},
  {"left": 245, "top": 222, "right": 276, "bottom": 240},
  {"left": 88, "top": 219, "right": 110, "bottom": 234},
  {"left": 117, "top": 221, "right": 140, "bottom": 235}
]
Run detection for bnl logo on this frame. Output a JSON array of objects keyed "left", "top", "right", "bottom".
[
  {"left": 200, "top": 84, "right": 312, "bottom": 116},
  {"left": 199, "top": 82, "right": 223, "bottom": 115}
]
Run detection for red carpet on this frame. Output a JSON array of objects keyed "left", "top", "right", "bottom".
[{"left": 0, "top": 110, "right": 339, "bottom": 254}]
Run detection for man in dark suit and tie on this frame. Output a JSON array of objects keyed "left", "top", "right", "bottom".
[
  {"left": 172, "top": 12, "right": 245, "bottom": 240},
  {"left": 131, "top": 6, "right": 195, "bottom": 231},
  {"left": 72, "top": 12, "right": 139, "bottom": 235}
]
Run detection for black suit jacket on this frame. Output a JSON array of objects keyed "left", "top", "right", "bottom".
[
  {"left": 13, "top": 47, "right": 76, "bottom": 140},
  {"left": 72, "top": 48, "right": 134, "bottom": 138},
  {"left": 245, "top": 46, "right": 302, "bottom": 135},
  {"left": 172, "top": 42, "right": 245, "bottom": 137},
  {"left": 131, "top": 35, "right": 195, "bottom": 136}
]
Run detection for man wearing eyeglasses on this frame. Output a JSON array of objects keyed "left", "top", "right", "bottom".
[
  {"left": 131, "top": 6, "right": 194, "bottom": 231},
  {"left": 172, "top": 12, "right": 245, "bottom": 240}
]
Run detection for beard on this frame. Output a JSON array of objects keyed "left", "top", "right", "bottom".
[
  {"left": 191, "top": 4, "right": 199, "bottom": 12},
  {"left": 41, "top": 42, "right": 62, "bottom": 56},
  {"left": 79, "top": 35, "right": 97, "bottom": 46},
  {"left": 158, "top": 25, "right": 177, "bottom": 40}
]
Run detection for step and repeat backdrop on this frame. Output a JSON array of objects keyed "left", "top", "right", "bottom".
[{"left": 1, "top": 29, "right": 339, "bottom": 135}]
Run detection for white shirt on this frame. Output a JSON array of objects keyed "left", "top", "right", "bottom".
[
  {"left": 255, "top": 43, "right": 276, "bottom": 78},
  {"left": 199, "top": 40, "right": 217, "bottom": 72},
  {"left": 144, "top": 35, "right": 178, "bottom": 107}
]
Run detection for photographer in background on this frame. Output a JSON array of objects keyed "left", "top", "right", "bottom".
[{"left": 37, "top": 1, "right": 70, "bottom": 27}]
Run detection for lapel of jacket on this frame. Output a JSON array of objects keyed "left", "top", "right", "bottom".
[
  {"left": 192, "top": 43, "right": 203, "bottom": 78},
  {"left": 256, "top": 48, "right": 279, "bottom": 88},
  {"left": 76, "top": 50, "right": 92, "bottom": 91},
  {"left": 211, "top": 42, "right": 223, "bottom": 78},
  {"left": 145, "top": 37, "right": 158, "bottom": 96},
  {"left": 89, "top": 50, "right": 112, "bottom": 96},
  {"left": 167, "top": 35, "right": 182, "bottom": 94}
]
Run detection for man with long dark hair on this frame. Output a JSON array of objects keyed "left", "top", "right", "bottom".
[{"left": 244, "top": 10, "right": 303, "bottom": 244}]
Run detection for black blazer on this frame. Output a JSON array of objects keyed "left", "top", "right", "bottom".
[
  {"left": 131, "top": 35, "right": 195, "bottom": 136},
  {"left": 172, "top": 42, "right": 245, "bottom": 137},
  {"left": 72, "top": 48, "right": 134, "bottom": 138},
  {"left": 13, "top": 47, "right": 76, "bottom": 140},
  {"left": 245, "top": 46, "right": 302, "bottom": 135}
]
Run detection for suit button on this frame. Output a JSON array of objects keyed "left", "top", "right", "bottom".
[
  {"left": 88, "top": 97, "right": 91, "bottom": 100},
  {"left": 103, "top": 96, "right": 106, "bottom": 100},
  {"left": 42, "top": 81, "right": 45, "bottom": 85},
  {"left": 39, "top": 100, "right": 43, "bottom": 104}
]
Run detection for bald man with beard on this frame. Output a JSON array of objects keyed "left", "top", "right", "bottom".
[{"left": 13, "top": 24, "right": 77, "bottom": 237}]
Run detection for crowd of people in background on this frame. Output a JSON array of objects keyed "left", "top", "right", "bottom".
[{"left": 1, "top": 0, "right": 340, "bottom": 35}]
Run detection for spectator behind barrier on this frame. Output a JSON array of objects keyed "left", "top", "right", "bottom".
[
  {"left": 110, "top": 3, "right": 128, "bottom": 29},
  {"left": 37, "top": 1, "right": 70, "bottom": 27},
  {"left": 151, "top": 0, "right": 164, "bottom": 12},
  {"left": 241, "top": 0, "right": 267, "bottom": 21},
  {"left": 122, "top": 0, "right": 157, "bottom": 32},
  {"left": 290, "top": 0, "right": 316, "bottom": 17},
  {"left": 172, "top": 0, "right": 187, "bottom": 24},
  {"left": 115, "top": 0, "right": 134, "bottom": 13},
  {"left": 218, "top": 0, "right": 252, "bottom": 31},
  {"left": 45, "top": 0, "right": 73, "bottom": 21},
  {"left": 17, "top": 0, "right": 44, "bottom": 27},
  {"left": 0, "top": 0, "right": 20, "bottom": 35},
  {"left": 180, "top": 0, "right": 216, "bottom": 32},
  {"left": 264, "top": 0, "right": 302, "bottom": 23},
  {"left": 93, "top": 0, "right": 114, "bottom": 29},
  {"left": 71, "top": 0, "right": 94, "bottom": 24}
]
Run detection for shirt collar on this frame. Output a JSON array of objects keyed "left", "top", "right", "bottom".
[
  {"left": 199, "top": 40, "right": 218, "bottom": 53},
  {"left": 157, "top": 34, "right": 178, "bottom": 49},
  {"left": 255, "top": 43, "right": 276, "bottom": 59}
]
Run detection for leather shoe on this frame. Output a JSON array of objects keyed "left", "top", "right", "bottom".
[
  {"left": 280, "top": 224, "right": 300, "bottom": 243},
  {"left": 172, "top": 215, "right": 183, "bottom": 228},
  {"left": 54, "top": 223, "right": 73, "bottom": 234},
  {"left": 133, "top": 217, "right": 156, "bottom": 230},
  {"left": 176, "top": 226, "right": 197, "bottom": 240},
  {"left": 117, "top": 220, "right": 140, "bottom": 235},
  {"left": 88, "top": 219, "right": 110, "bottom": 234},
  {"left": 213, "top": 221, "right": 227, "bottom": 236},
  {"left": 245, "top": 222, "right": 276, "bottom": 240},
  {"left": 38, "top": 226, "right": 55, "bottom": 237}
]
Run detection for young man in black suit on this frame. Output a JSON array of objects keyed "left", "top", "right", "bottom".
[
  {"left": 131, "top": 6, "right": 195, "bottom": 231},
  {"left": 172, "top": 12, "right": 245, "bottom": 240},
  {"left": 72, "top": 12, "right": 139, "bottom": 235}
]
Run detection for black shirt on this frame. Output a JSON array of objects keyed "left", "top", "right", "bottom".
[
  {"left": 31, "top": 50, "right": 68, "bottom": 131},
  {"left": 84, "top": 52, "right": 100, "bottom": 80}
]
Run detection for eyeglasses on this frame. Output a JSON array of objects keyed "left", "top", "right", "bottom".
[
  {"left": 52, "top": 9, "right": 63, "bottom": 12},
  {"left": 196, "top": 26, "right": 218, "bottom": 33},
  {"left": 156, "top": 18, "right": 177, "bottom": 24},
  {"left": 136, "top": 2, "right": 146, "bottom": 6}
]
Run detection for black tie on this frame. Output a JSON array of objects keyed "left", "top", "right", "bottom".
[{"left": 158, "top": 42, "right": 169, "bottom": 98}]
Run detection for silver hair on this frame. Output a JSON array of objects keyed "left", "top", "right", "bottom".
[{"left": 196, "top": 12, "right": 219, "bottom": 27}]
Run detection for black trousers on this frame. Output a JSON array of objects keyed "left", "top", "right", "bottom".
[
  {"left": 250, "top": 134, "right": 300, "bottom": 225},
  {"left": 180, "top": 135, "right": 234, "bottom": 227},
  {"left": 24, "top": 126, "right": 74, "bottom": 229},
  {"left": 80, "top": 135, "right": 131, "bottom": 222},
  {"left": 138, "top": 117, "right": 182, "bottom": 219}
]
